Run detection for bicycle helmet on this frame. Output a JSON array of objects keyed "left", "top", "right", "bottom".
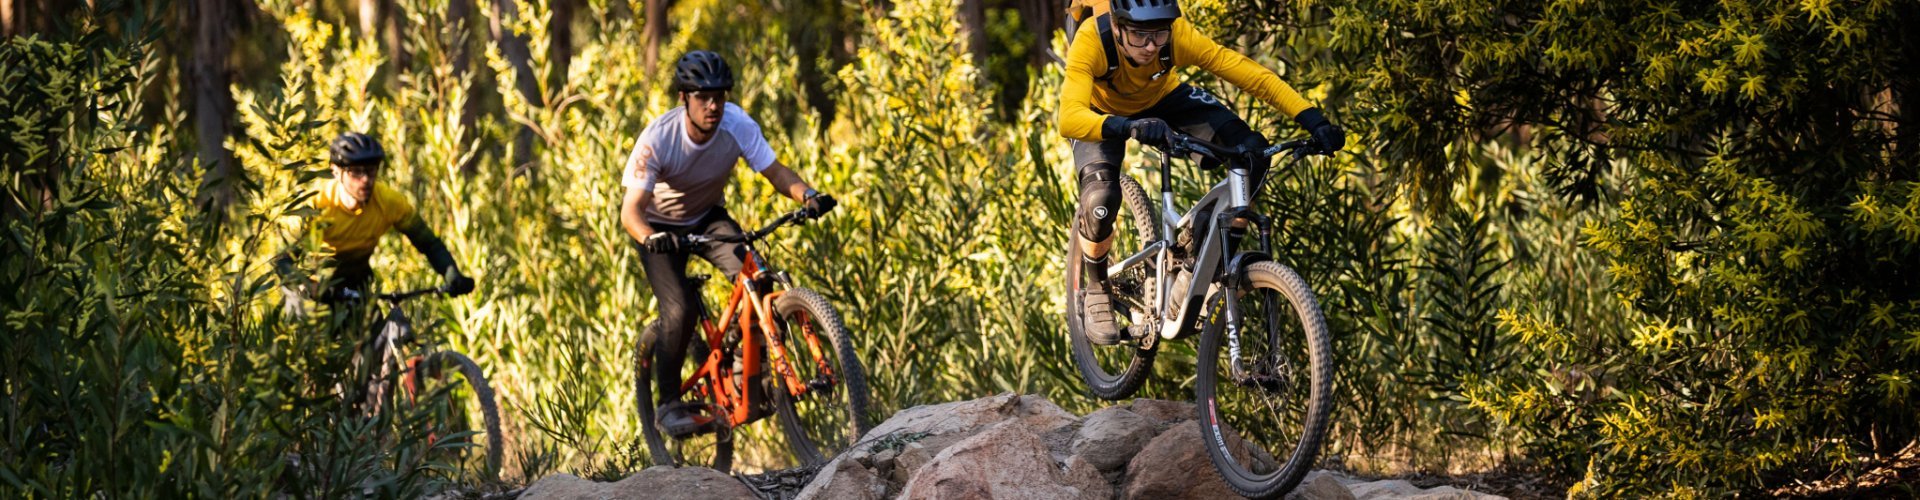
[
  {"left": 673, "top": 50, "right": 734, "bottom": 92},
  {"left": 329, "top": 132, "right": 385, "bottom": 167},
  {"left": 1111, "top": 0, "right": 1180, "bottom": 27}
]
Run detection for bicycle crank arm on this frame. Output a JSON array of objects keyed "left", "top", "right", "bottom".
[{"left": 1107, "top": 241, "right": 1166, "bottom": 277}]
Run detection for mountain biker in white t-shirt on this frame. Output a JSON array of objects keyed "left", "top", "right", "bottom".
[{"left": 618, "top": 50, "right": 838, "bottom": 438}]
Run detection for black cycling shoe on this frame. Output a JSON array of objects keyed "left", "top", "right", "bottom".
[
  {"left": 656, "top": 400, "right": 720, "bottom": 439},
  {"left": 1081, "top": 255, "right": 1129, "bottom": 346}
]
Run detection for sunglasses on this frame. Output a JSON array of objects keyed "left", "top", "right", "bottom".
[{"left": 1120, "top": 26, "right": 1171, "bottom": 48}]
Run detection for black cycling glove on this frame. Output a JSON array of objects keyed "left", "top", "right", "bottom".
[
  {"left": 1293, "top": 108, "right": 1345, "bottom": 154},
  {"left": 443, "top": 267, "right": 475, "bottom": 296},
  {"left": 803, "top": 192, "right": 837, "bottom": 219},
  {"left": 1126, "top": 118, "right": 1173, "bottom": 148},
  {"left": 642, "top": 233, "right": 685, "bottom": 254}
]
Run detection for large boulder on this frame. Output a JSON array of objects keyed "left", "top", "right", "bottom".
[
  {"left": 864, "top": 393, "right": 1078, "bottom": 441},
  {"left": 1070, "top": 407, "right": 1156, "bottom": 472},
  {"left": 519, "top": 467, "right": 756, "bottom": 500},
  {"left": 793, "top": 454, "right": 889, "bottom": 500},
  {"left": 1288, "top": 472, "right": 1360, "bottom": 500},
  {"left": 899, "top": 421, "right": 1107, "bottom": 500},
  {"left": 1120, "top": 423, "right": 1242, "bottom": 500},
  {"left": 526, "top": 395, "right": 1511, "bottom": 500}
]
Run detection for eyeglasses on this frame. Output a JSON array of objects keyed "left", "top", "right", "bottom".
[
  {"left": 1120, "top": 27, "right": 1171, "bottom": 48},
  {"left": 686, "top": 90, "right": 729, "bottom": 108}
]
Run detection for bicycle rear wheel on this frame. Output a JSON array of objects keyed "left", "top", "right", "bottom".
[
  {"left": 770, "top": 288, "right": 871, "bottom": 466},
  {"left": 634, "top": 326, "right": 735, "bottom": 472},
  {"left": 1194, "top": 261, "right": 1334, "bottom": 499},
  {"left": 1067, "top": 173, "right": 1160, "bottom": 400},
  {"left": 404, "top": 351, "right": 504, "bottom": 481}
]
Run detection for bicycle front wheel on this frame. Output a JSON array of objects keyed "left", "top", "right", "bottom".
[
  {"left": 1193, "top": 261, "right": 1334, "bottom": 499},
  {"left": 405, "top": 351, "right": 504, "bottom": 481},
  {"left": 1066, "top": 173, "right": 1160, "bottom": 400},
  {"left": 770, "top": 288, "right": 871, "bottom": 466},
  {"left": 634, "top": 326, "right": 735, "bottom": 472}
]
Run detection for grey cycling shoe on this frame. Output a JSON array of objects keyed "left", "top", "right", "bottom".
[{"left": 1080, "top": 256, "right": 1129, "bottom": 346}]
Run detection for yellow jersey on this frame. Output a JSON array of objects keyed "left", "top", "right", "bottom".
[
  {"left": 1058, "top": 17, "right": 1314, "bottom": 142},
  {"left": 310, "top": 181, "right": 424, "bottom": 260}
]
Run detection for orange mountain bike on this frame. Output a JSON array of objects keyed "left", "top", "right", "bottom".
[{"left": 633, "top": 208, "right": 870, "bottom": 472}]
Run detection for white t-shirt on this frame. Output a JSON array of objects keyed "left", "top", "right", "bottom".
[{"left": 621, "top": 103, "right": 778, "bottom": 225}]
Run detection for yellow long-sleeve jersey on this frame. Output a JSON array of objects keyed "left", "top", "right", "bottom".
[{"left": 1057, "top": 18, "right": 1314, "bottom": 142}]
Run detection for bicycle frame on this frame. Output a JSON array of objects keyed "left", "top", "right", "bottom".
[
  {"left": 682, "top": 226, "right": 838, "bottom": 428},
  {"left": 1107, "top": 136, "right": 1303, "bottom": 342}
]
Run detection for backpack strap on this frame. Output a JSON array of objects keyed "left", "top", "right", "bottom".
[{"left": 1095, "top": 15, "right": 1121, "bottom": 87}]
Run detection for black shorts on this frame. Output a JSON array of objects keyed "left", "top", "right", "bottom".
[{"left": 1072, "top": 84, "right": 1267, "bottom": 172}]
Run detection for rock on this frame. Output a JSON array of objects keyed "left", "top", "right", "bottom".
[
  {"left": 517, "top": 473, "right": 601, "bottom": 500},
  {"left": 1403, "top": 486, "right": 1499, "bottom": 500},
  {"left": 1121, "top": 399, "right": 1196, "bottom": 430},
  {"left": 1120, "top": 424, "right": 1240, "bottom": 500},
  {"left": 890, "top": 441, "right": 934, "bottom": 485},
  {"left": 795, "top": 455, "right": 889, "bottom": 500},
  {"left": 519, "top": 467, "right": 757, "bottom": 500},
  {"left": 1011, "top": 394, "right": 1082, "bottom": 434},
  {"left": 1287, "top": 472, "right": 1357, "bottom": 500},
  {"left": 1063, "top": 455, "right": 1114, "bottom": 500},
  {"left": 900, "top": 421, "right": 1106, "bottom": 500},
  {"left": 1070, "top": 407, "right": 1156, "bottom": 472},
  {"left": 1348, "top": 479, "right": 1424, "bottom": 500},
  {"left": 863, "top": 393, "right": 1080, "bottom": 444}
]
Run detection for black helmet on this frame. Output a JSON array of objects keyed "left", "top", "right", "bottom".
[
  {"left": 673, "top": 50, "right": 734, "bottom": 92},
  {"left": 1111, "top": 0, "right": 1181, "bottom": 27},
  {"left": 329, "top": 132, "right": 385, "bottom": 167}
]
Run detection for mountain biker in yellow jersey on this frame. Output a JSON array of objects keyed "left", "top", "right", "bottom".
[
  {"left": 1061, "top": 0, "right": 1346, "bottom": 345},
  {"left": 620, "top": 50, "right": 838, "bottom": 438},
  {"left": 275, "top": 132, "right": 475, "bottom": 313}
]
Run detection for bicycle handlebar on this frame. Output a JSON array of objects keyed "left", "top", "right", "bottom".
[
  {"left": 376, "top": 286, "right": 447, "bottom": 302},
  {"left": 683, "top": 208, "right": 815, "bottom": 245},
  {"left": 1156, "top": 131, "right": 1324, "bottom": 164}
]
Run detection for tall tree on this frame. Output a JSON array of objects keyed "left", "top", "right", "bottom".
[
  {"left": 549, "top": 0, "right": 574, "bottom": 86},
  {"left": 357, "top": 0, "right": 407, "bottom": 71},
  {"left": 191, "top": 0, "right": 239, "bottom": 211},
  {"left": 954, "top": 0, "right": 988, "bottom": 69},
  {"left": 1014, "top": 0, "right": 1065, "bottom": 67},
  {"left": 447, "top": 0, "right": 481, "bottom": 174},
  {"left": 642, "top": 0, "right": 669, "bottom": 69},
  {"left": 484, "top": 0, "right": 543, "bottom": 172},
  {"left": 787, "top": 0, "right": 848, "bottom": 126}
]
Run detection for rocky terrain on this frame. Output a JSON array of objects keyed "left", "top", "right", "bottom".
[{"left": 518, "top": 394, "right": 1506, "bottom": 500}]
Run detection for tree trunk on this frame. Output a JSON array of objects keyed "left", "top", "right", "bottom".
[
  {"left": 486, "top": 0, "right": 545, "bottom": 173},
  {"left": 2, "top": 0, "right": 17, "bottom": 37},
  {"left": 3, "top": 0, "right": 68, "bottom": 37},
  {"left": 358, "top": 0, "right": 409, "bottom": 78},
  {"left": 446, "top": 0, "right": 481, "bottom": 174},
  {"left": 549, "top": 0, "right": 573, "bottom": 86},
  {"left": 643, "top": 0, "right": 669, "bottom": 69},
  {"left": 955, "top": 0, "right": 989, "bottom": 68},
  {"left": 193, "top": 0, "right": 239, "bottom": 212},
  {"left": 358, "top": 0, "right": 378, "bottom": 39},
  {"left": 1016, "top": 0, "right": 1067, "bottom": 67},
  {"left": 788, "top": 0, "right": 839, "bottom": 127},
  {"left": 383, "top": 0, "right": 406, "bottom": 68}
]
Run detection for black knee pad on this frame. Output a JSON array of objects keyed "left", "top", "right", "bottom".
[{"left": 1077, "top": 162, "right": 1122, "bottom": 241}]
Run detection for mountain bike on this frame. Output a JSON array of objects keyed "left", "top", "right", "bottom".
[
  {"left": 633, "top": 208, "right": 871, "bottom": 473},
  {"left": 344, "top": 280, "right": 503, "bottom": 480},
  {"left": 1065, "top": 132, "right": 1335, "bottom": 498}
]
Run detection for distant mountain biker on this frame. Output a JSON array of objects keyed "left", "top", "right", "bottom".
[
  {"left": 1059, "top": 0, "right": 1346, "bottom": 345},
  {"left": 620, "top": 50, "right": 838, "bottom": 438},
  {"left": 275, "top": 132, "right": 475, "bottom": 314}
]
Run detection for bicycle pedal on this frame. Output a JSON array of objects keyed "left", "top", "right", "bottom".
[{"left": 806, "top": 378, "right": 834, "bottom": 395}]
